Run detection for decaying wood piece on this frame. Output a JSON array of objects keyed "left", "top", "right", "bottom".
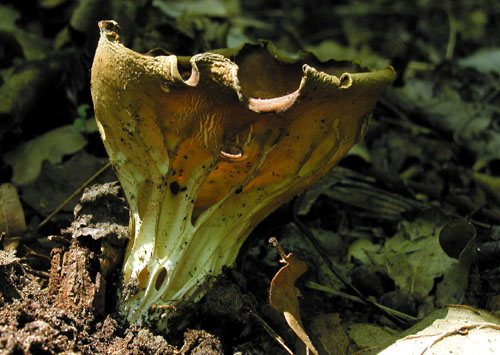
[
  {"left": 49, "top": 245, "right": 104, "bottom": 317},
  {"left": 48, "top": 182, "right": 129, "bottom": 317}
]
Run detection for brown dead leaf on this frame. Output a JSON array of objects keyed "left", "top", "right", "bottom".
[
  {"left": 0, "top": 183, "right": 27, "bottom": 251},
  {"left": 269, "top": 238, "right": 318, "bottom": 355}
]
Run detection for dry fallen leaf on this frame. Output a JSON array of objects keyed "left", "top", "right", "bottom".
[
  {"left": 379, "top": 306, "right": 500, "bottom": 354},
  {"left": 269, "top": 238, "right": 318, "bottom": 355},
  {"left": 0, "top": 183, "right": 27, "bottom": 251}
]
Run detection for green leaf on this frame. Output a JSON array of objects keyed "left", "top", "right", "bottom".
[
  {"left": 152, "top": 0, "right": 240, "bottom": 18},
  {"left": 458, "top": 48, "right": 500, "bottom": 75},
  {"left": 4, "top": 125, "right": 87, "bottom": 186}
]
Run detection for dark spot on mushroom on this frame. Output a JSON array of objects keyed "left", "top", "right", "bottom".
[
  {"left": 138, "top": 267, "right": 150, "bottom": 289},
  {"left": 155, "top": 267, "right": 168, "bottom": 290},
  {"left": 184, "top": 155, "right": 188, "bottom": 159},
  {"left": 170, "top": 181, "right": 180, "bottom": 195}
]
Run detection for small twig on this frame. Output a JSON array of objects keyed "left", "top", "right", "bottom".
[
  {"left": 38, "top": 162, "right": 111, "bottom": 229},
  {"left": 22, "top": 245, "right": 51, "bottom": 261},
  {"left": 445, "top": 12, "right": 457, "bottom": 60},
  {"left": 20, "top": 263, "right": 50, "bottom": 279},
  {"left": 447, "top": 304, "right": 481, "bottom": 315},
  {"left": 306, "top": 281, "right": 418, "bottom": 322},
  {"left": 47, "top": 235, "right": 71, "bottom": 246},
  {"left": 306, "top": 281, "right": 365, "bottom": 304},
  {"left": 269, "top": 237, "right": 287, "bottom": 260},
  {"left": 250, "top": 311, "right": 294, "bottom": 355}
]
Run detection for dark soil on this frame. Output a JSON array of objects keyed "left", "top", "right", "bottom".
[{"left": 1, "top": 1, "right": 500, "bottom": 354}]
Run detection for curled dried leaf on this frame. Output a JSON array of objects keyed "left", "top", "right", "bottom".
[{"left": 269, "top": 240, "right": 318, "bottom": 355}]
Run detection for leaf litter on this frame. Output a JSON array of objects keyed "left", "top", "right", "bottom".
[{"left": 1, "top": 0, "right": 500, "bottom": 354}]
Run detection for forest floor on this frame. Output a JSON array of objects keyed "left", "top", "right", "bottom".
[{"left": 1, "top": 1, "right": 500, "bottom": 354}]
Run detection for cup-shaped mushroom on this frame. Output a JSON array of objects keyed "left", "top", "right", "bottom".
[{"left": 91, "top": 20, "right": 396, "bottom": 327}]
